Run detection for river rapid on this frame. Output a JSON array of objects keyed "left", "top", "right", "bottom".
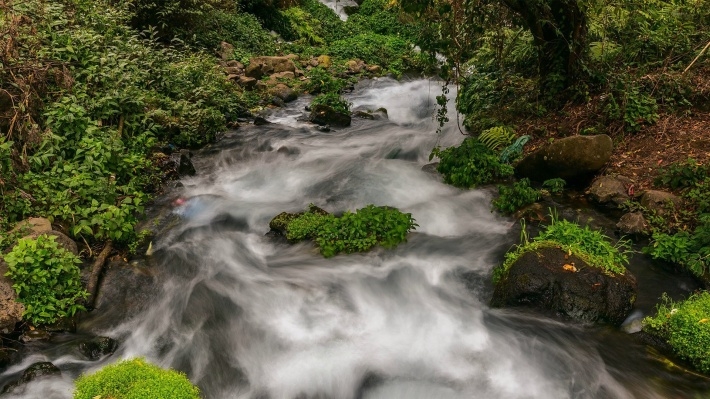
[{"left": 1, "top": 78, "right": 709, "bottom": 399}]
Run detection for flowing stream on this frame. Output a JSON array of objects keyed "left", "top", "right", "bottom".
[{"left": 2, "top": 78, "right": 710, "bottom": 398}]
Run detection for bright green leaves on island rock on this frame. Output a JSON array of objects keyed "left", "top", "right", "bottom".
[{"left": 278, "top": 205, "right": 417, "bottom": 258}]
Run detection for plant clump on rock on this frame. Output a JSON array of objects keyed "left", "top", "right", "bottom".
[
  {"left": 269, "top": 204, "right": 417, "bottom": 258},
  {"left": 431, "top": 138, "right": 514, "bottom": 188},
  {"left": 491, "top": 213, "right": 636, "bottom": 324},
  {"left": 643, "top": 291, "right": 710, "bottom": 374},
  {"left": 73, "top": 358, "right": 200, "bottom": 399}
]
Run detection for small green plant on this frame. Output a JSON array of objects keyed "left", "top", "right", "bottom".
[
  {"left": 542, "top": 178, "right": 566, "bottom": 194},
  {"left": 494, "top": 212, "right": 630, "bottom": 282},
  {"left": 645, "top": 220, "right": 710, "bottom": 277},
  {"left": 283, "top": 205, "right": 417, "bottom": 258},
  {"left": 431, "top": 138, "right": 514, "bottom": 189},
  {"left": 73, "top": 357, "right": 200, "bottom": 399},
  {"left": 655, "top": 158, "right": 709, "bottom": 190},
  {"left": 311, "top": 93, "right": 352, "bottom": 114},
  {"left": 478, "top": 126, "right": 516, "bottom": 151},
  {"left": 3, "top": 235, "right": 88, "bottom": 325},
  {"left": 643, "top": 292, "right": 710, "bottom": 374},
  {"left": 493, "top": 178, "right": 540, "bottom": 214}
]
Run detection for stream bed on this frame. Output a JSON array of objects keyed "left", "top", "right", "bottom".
[{"left": 2, "top": 78, "right": 710, "bottom": 399}]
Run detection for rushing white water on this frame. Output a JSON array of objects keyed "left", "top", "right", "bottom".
[{"left": 0, "top": 78, "right": 705, "bottom": 399}]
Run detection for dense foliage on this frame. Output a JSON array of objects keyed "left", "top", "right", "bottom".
[
  {"left": 284, "top": 205, "right": 417, "bottom": 258},
  {"left": 493, "top": 178, "right": 540, "bottom": 214},
  {"left": 311, "top": 93, "right": 352, "bottom": 114},
  {"left": 73, "top": 358, "right": 200, "bottom": 399},
  {"left": 431, "top": 138, "right": 514, "bottom": 188},
  {"left": 644, "top": 159, "right": 710, "bottom": 276},
  {"left": 0, "top": 0, "right": 254, "bottom": 245},
  {"left": 3, "top": 235, "right": 87, "bottom": 325},
  {"left": 643, "top": 292, "right": 710, "bottom": 374},
  {"left": 495, "top": 214, "right": 630, "bottom": 282}
]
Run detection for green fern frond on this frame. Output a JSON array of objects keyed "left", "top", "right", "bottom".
[{"left": 478, "top": 126, "right": 516, "bottom": 151}]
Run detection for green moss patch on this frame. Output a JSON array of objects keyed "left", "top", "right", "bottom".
[
  {"left": 73, "top": 358, "right": 200, "bottom": 399},
  {"left": 643, "top": 291, "right": 710, "bottom": 374}
]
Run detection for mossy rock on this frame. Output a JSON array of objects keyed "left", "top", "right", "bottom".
[
  {"left": 73, "top": 358, "right": 200, "bottom": 399},
  {"left": 268, "top": 205, "right": 329, "bottom": 236},
  {"left": 491, "top": 246, "right": 637, "bottom": 325}
]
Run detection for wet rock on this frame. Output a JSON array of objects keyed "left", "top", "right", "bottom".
[
  {"left": 353, "top": 111, "right": 375, "bottom": 120},
  {"left": 2, "top": 362, "right": 61, "bottom": 393},
  {"left": 491, "top": 246, "right": 637, "bottom": 325},
  {"left": 178, "top": 150, "right": 196, "bottom": 176},
  {"left": 640, "top": 190, "right": 681, "bottom": 214},
  {"left": 0, "top": 348, "right": 19, "bottom": 372},
  {"left": 276, "top": 146, "right": 301, "bottom": 156},
  {"left": 616, "top": 212, "right": 649, "bottom": 235},
  {"left": 79, "top": 336, "right": 118, "bottom": 360},
  {"left": 245, "top": 56, "right": 297, "bottom": 79},
  {"left": 237, "top": 76, "right": 257, "bottom": 90},
  {"left": 372, "top": 108, "right": 388, "bottom": 120},
  {"left": 0, "top": 271, "right": 23, "bottom": 334},
  {"left": 19, "top": 329, "right": 50, "bottom": 343},
  {"left": 512, "top": 202, "right": 547, "bottom": 223},
  {"left": 270, "top": 83, "right": 297, "bottom": 103},
  {"left": 90, "top": 260, "right": 157, "bottom": 329},
  {"left": 421, "top": 162, "right": 439, "bottom": 175},
  {"left": 316, "top": 125, "right": 331, "bottom": 132},
  {"left": 271, "top": 96, "right": 286, "bottom": 108},
  {"left": 515, "top": 134, "right": 613, "bottom": 182},
  {"left": 309, "top": 104, "right": 351, "bottom": 127},
  {"left": 254, "top": 116, "right": 271, "bottom": 126},
  {"left": 587, "top": 175, "right": 633, "bottom": 206}
]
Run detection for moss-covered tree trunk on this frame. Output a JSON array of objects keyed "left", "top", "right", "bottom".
[{"left": 500, "top": 0, "right": 587, "bottom": 104}]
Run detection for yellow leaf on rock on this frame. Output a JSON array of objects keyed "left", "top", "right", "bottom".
[{"left": 563, "top": 264, "right": 577, "bottom": 272}]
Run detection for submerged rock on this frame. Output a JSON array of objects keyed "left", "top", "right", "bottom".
[
  {"left": 309, "top": 104, "right": 351, "bottom": 127},
  {"left": 2, "top": 362, "right": 61, "bottom": 393},
  {"left": 491, "top": 246, "right": 637, "bottom": 325},
  {"left": 270, "top": 83, "right": 297, "bottom": 103},
  {"left": 79, "top": 336, "right": 119, "bottom": 360},
  {"left": 268, "top": 205, "right": 329, "bottom": 237},
  {"left": 515, "top": 134, "right": 613, "bottom": 182}
]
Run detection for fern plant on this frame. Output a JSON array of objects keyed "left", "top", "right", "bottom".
[{"left": 478, "top": 126, "right": 516, "bottom": 151}]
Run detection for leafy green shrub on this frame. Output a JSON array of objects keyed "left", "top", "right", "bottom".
[
  {"left": 493, "top": 178, "right": 540, "bottom": 214},
  {"left": 302, "top": 67, "right": 349, "bottom": 95},
  {"left": 495, "top": 213, "right": 631, "bottom": 282},
  {"left": 643, "top": 292, "right": 710, "bottom": 374},
  {"left": 284, "top": 205, "right": 417, "bottom": 258},
  {"left": 311, "top": 93, "right": 351, "bottom": 114},
  {"left": 478, "top": 126, "right": 516, "bottom": 151},
  {"left": 73, "top": 358, "right": 200, "bottom": 399},
  {"left": 431, "top": 138, "right": 514, "bottom": 188},
  {"left": 327, "top": 33, "right": 417, "bottom": 74},
  {"left": 655, "top": 158, "right": 709, "bottom": 190},
  {"left": 3, "top": 235, "right": 88, "bottom": 325},
  {"left": 542, "top": 178, "right": 566, "bottom": 194},
  {"left": 646, "top": 220, "right": 710, "bottom": 277},
  {"left": 603, "top": 80, "right": 659, "bottom": 132}
]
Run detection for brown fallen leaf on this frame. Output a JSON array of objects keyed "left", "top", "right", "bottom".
[{"left": 563, "top": 263, "right": 577, "bottom": 272}]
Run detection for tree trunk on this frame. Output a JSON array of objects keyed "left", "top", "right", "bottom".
[{"left": 501, "top": 0, "right": 587, "bottom": 104}]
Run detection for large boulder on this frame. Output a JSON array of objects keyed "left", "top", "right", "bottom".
[
  {"left": 245, "top": 56, "right": 297, "bottom": 79},
  {"left": 309, "top": 104, "right": 351, "bottom": 127},
  {"left": 491, "top": 246, "right": 637, "bottom": 325},
  {"left": 515, "top": 135, "right": 613, "bottom": 182},
  {"left": 587, "top": 175, "right": 634, "bottom": 206}
]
